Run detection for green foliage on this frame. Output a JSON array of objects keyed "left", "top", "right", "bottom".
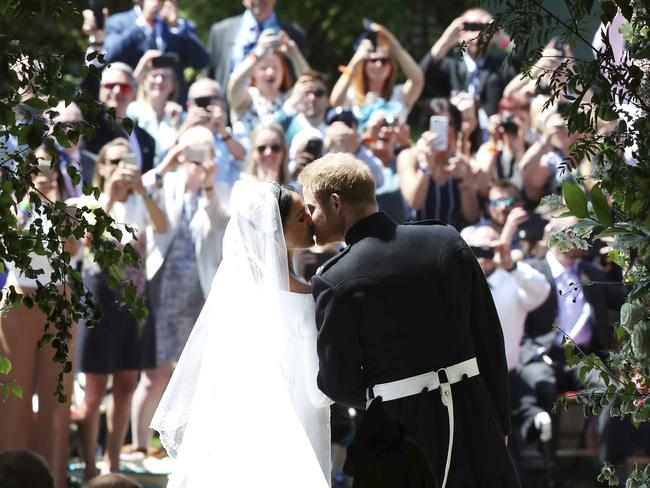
[
  {"left": 485, "top": 0, "right": 650, "bottom": 483},
  {"left": 180, "top": 0, "right": 472, "bottom": 84},
  {"left": 0, "top": 0, "right": 147, "bottom": 402}
]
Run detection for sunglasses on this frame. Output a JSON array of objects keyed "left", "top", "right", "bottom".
[
  {"left": 368, "top": 56, "right": 391, "bottom": 65},
  {"left": 488, "top": 196, "right": 517, "bottom": 207},
  {"left": 256, "top": 144, "right": 283, "bottom": 153},
  {"left": 102, "top": 82, "right": 133, "bottom": 94},
  {"left": 106, "top": 158, "right": 123, "bottom": 165},
  {"left": 307, "top": 89, "right": 327, "bottom": 98},
  {"left": 470, "top": 246, "right": 495, "bottom": 260}
]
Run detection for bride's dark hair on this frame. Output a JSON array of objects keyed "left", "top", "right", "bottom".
[{"left": 270, "top": 182, "right": 298, "bottom": 229}]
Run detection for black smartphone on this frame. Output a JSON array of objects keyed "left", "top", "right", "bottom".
[
  {"left": 463, "top": 22, "right": 486, "bottom": 32},
  {"left": 362, "top": 18, "right": 377, "bottom": 47},
  {"left": 517, "top": 213, "right": 548, "bottom": 243},
  {"left": 304, "top": 139, "right": 323, "bottom": 159},
  {"left": 90, "top": 0, "right": 104, "bottom": 30},
  {"left": 193, "top": 96, "right": 213, "bottom": 109},
  {"left": 151, "top": 53, "right": 179, "bottom": 70}
]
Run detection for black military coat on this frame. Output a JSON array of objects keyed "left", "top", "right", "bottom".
[{"left": 312, "top": 212, "right": 520, "bottom": 487}]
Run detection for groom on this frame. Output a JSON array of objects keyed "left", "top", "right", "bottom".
[{"left": 299, "top": 153, "right": 520, "bottom": 487}]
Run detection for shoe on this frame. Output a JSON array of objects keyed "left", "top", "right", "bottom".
[
  {"left": 119, "top": 445, "right": 147, "bottom": 462},
  {"left": 534, "top": 411, "right": 552, "bottom": 442}
]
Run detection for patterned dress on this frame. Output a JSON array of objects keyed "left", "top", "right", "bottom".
[{"left": 147, "top": 193, "right": 205, "bottom": 365}]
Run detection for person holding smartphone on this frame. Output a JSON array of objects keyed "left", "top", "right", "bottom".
[
  {"left": 76, "top": 137, "right": 167, "bottom": 480},
  {"left": 330, "top": 20, "right": 423, "bottom": 123},
  {"left": 124, "top": 126, "right": 228, "bottom": 461},
  {"left": 420, "top": 7, "right": 516, "bottom": 117},
  {"left": 397, "top": 99, "right": 479, "bottom": 229},
  {"left": 228, "top": 28, "right": 310, "bottom": 151},
  {"left": 180, "top": 78, "right": 247, "bottom": 206},
  {"left": 127, "top": 53, "right": 181, "bottom": 164}
]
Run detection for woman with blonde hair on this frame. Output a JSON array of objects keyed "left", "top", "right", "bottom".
[
  {"left": 330, "top": 22, "right": 424, "bottom": 122},
  {"left": 245, "top": 123, "right": 290, "bottom": 184},
  {"left": 127, "top": 53, "right": 181, "bottom": 163}
]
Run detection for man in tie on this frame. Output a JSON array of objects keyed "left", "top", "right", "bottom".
[
  {"left": 205, "top": 0, "right": 306, "bottom": 102},
  {"left": 104, "top": 0, "right": 209, "bottom": 104},
  {"left": 519, "top": 214, "right": 625, "bottom": 424}
]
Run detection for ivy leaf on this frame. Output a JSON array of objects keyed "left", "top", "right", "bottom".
[
  {"left": 121, "top": 117, "right": 134, "bottom": 135},
  {"left": 601, "top": 0, "right": 617, "bottom": 23},
  {"left": 591, "top": 185, "right": 613, "bottom": 226},
  {"left": 562, "top": 182, "right": 589, "bottom": 218},
  {"left": 22, "top": 98, "right": 49, "bottom": 111},
  {"left": 11, "top": 383, "right": 23, "bottom": 399},
  {"left": 0, "top": 356, "right": 12, "bottom": 375}
]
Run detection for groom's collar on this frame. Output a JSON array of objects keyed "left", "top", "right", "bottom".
[{"left": 345, "top": 212, "right": 396, "bottom": 246}]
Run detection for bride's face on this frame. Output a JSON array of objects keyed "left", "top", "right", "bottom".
[{"left": 283, "top": 192, "right": 314, "bottom": 250}]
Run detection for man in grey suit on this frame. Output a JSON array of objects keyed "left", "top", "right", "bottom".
[{"left": 205, "top": 0, "right": 306, "bottom": 98}]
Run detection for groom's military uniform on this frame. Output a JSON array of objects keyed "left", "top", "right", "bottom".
[{"left": 312, "top": 212, "right": 520, "bottom": 487}]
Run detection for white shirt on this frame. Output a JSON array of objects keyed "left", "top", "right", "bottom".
[
  {"left": 487, "top": 262, "right": 551, "bottom": 370},
  {"left": 546, "top": 251, "right": 592, "bottom": 348}
]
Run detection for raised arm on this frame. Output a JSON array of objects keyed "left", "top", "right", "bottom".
[
  {"left": 373, "top": 23, "right": 423, "bottom": 108},
  {"left": 329, "top": 39, "right": 373, "bottom": 107}
]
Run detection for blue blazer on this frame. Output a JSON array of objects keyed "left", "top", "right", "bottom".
[{"left": 105, "top": 12, "right": 209, "bottom": 104}]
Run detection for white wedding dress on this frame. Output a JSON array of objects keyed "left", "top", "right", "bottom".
[{"left": 151, "top": 183, "right": 331, "bottom": 487}]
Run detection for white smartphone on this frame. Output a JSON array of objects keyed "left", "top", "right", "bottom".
[
  {"left": 184, "top": 145, "right": 211, "bottom": 163},
  {"left": 121, "top": 152, "right": 137, "bottom": 167},
  {"left": 429, "top": 116, "right": 449, "bottom": 151}
]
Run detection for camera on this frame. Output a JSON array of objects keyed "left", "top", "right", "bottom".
[{"left": 500, "top": 115, "right": 519, "bottom": 135}]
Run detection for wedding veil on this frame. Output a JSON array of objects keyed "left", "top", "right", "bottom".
[{"left": 151, "top": 182, "right": 328, "bottom": 487}]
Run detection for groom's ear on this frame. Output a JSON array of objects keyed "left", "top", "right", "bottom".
[{"left": 330, "top": 193, "right": 343, "bottom": 213}]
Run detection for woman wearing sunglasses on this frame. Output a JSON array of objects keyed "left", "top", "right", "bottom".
[
  {"left": 330, "top": 22, "right": 424, "bottom": 123},
  {"left": 243, "top": 123, "right": 290, "bottom": 185},
  {"left": 76, "top": 137, "right": 167, "bottom": 480}
]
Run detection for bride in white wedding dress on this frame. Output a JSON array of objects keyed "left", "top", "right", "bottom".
[{"left": 151, "top": 182, "right": 332, "bottom": 487}]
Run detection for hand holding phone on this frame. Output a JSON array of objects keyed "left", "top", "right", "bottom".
[
  {"left": 362, "top": 18, "right": 377, "bottom": 47},
  {"left": 429, "top": 116, "right": 449, "bottom": 151}
]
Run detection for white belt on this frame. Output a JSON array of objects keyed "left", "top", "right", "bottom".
[{"left": 367, "top": 357, "right": 480, "bottom": 488}]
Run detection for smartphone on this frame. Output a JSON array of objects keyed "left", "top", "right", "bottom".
[
  {"left": 121, "top": 153, "right": 137, "bottom": 167},
  {"left": 362, "top": 18, "right": 377, "bottom": 46},
  {"left": 184, "top": 145, "right": 211, "bottom": 163},
  {"left": 151, "top": 52, "right": 179, "bottom": 70},
  {"left": 193, "top": 96, "right": 213, "bottom": 109},
  {"left": 463, "top": 22, "right": 486, "bottom": 32},
  {"left": 304, "top": 139, "right": 323, "bottom": 159},
  {"left": 517, "top": 213, "right": 548, "bottom": 243},
  {"left": 89, "top": 0, "right": 104, "bottom": 30},
  {"left": 429, "top": 115, "right": 449, "bottom": 151}
]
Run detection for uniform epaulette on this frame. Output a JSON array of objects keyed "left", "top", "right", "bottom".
[
  {"left": 404, "top": 219, "right": 447, "bottom": 226},
  {"left": 316, "top": 245, "right": 351, "bottom": 276}
]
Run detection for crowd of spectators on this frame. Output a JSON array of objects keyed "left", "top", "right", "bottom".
[{"left": 0, "top": 1, "right": 641, "bottom": 487}]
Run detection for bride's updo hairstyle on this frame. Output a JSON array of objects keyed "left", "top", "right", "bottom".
[{"left": 270, "top": 182, "right": 298, "bottom": 229}]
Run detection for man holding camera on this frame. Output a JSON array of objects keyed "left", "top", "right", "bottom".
[{"left": 463, "top": 226, "right": 552, "bottom": 450}]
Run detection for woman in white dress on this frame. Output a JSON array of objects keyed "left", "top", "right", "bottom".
[{"left": 152, "top": 182, "right": 331, "bottom": 487}]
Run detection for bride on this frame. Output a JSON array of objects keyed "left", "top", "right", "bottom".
[{"left": 151, "top": 182, "right": 332, "bottom": 487}]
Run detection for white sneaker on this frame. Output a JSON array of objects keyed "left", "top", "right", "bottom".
[{"left": 534, "top": 411, "right": 552, "bottom": 442}]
